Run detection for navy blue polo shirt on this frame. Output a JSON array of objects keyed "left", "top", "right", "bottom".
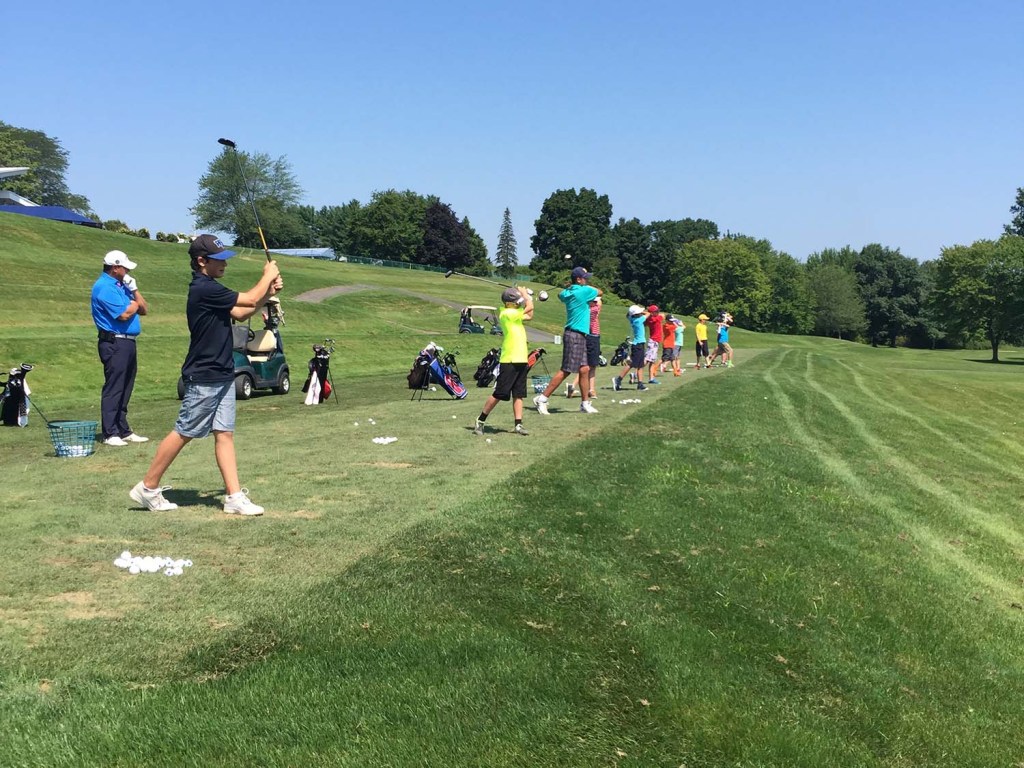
[{"left": 181, "top": 273, "right": 240, "bottom": 383}]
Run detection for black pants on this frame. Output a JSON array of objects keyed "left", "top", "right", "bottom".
[{"left": 98, "top": 337, "right": 138, "bottom": 439}]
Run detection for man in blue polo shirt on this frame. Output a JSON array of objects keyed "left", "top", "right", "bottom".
[
  {"left": 91, "top": 249, "right": 149, "bottom": 446},
  {"left": 130, "top": 235, "right": 282, "bottom": 516}
]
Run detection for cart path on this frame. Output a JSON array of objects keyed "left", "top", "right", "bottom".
[{"left": 293, "top": 284, "right": 555, "bottom": 342}]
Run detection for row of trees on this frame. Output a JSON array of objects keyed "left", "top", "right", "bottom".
[
  {"left": 192, "top": 149, "right": 492, "bottom": 274},
  {"left": 526, "top": 187, "right": 1024, "bottom": 359},
  {"left": 8, "top": 121, "right": 1024, "bottom": 358}
]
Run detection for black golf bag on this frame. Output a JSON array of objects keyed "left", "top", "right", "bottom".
[
  {"left": 302, "top": 344, "right": 334, "bottom": 405},
  {"left": 610, "top": 339, "right": 630, "bottom": 366},
  {"left": 408, "top": 343, "right": 439, "bottom": 390},
  {"left": 473, "top": 348, "right": 501, "bottom": 387},
  {"left": 1, "top": 364, "right": 33, "bottom": 427}
]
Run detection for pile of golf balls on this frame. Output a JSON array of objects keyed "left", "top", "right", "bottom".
[
  {"left": 372, "top": 436, "right": 398, "bottom": 444},
  {"left": 618, "top": 398, "right": 642, "bottom": 405},
  {"left": 114, "top": 550, "right": 192, "bottom": 576}
]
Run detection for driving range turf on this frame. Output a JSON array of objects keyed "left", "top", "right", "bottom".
[{"left": 1, "top": 217, "right": 1023, "bottom": 767}]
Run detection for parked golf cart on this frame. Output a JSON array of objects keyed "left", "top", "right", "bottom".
[
  {"left": 459, "top": 305, "right": 502, "bottom": 335},
  {"left": 177, "top": 297, "right": 290, "bottom": 400}
]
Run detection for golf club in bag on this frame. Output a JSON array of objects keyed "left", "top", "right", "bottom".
[
  {"left": 303, "top": 339, "right": 338, "bottom": 405},
  {"left": 217, "top": 137, "right": 273, "bottom": 263},
  {"left": 473, "top": 348, "right": 501, "bottom": 387},
  {"left": 408, "top": 343, "right": 467, "bottom": 400},
  {"left": 0, "top": 363, "right": 33, "bottom": 427}
]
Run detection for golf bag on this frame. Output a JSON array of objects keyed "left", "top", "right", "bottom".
[
  {"left": 408, "top": 342, "right": 440, "bottom": 390},
  {"left": 429, "top": 351, "right": 467, "bottom": 399},
  {"left": 473, "top": 348, "right": 501, "bottom": 388},
  {"left": 1, "top": 364, "right": 32, "bottom": 427},
  {"left": 610, "top": 339, "right": 630, "bottom": 366},
  {"left": 527, "top": 347, "right": 547, "bottom": 371},
  {"left": 302, "top": 344, "right": 333, "bottom": 405}
]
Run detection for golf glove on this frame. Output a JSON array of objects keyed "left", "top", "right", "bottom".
[{"left": 123, "top": 275, "right": 138, "bottom": 292}]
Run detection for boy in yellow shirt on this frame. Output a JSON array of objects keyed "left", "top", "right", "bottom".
[
  {"left": 694, "top": 313, "right": 711, "bottom": 369},
  {"left": 474, "top": 287, "right": 534, "bottom": 436}
]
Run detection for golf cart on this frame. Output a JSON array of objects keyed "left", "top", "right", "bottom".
[
  {"left": 177, "top": 297, "right": 290, "bottom": 400},
  {"left": 459, "top": 306, "right": 502, "bottom": 335}
]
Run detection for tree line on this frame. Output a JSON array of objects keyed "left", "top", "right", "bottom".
[{"left": 5, "top": 122, "right": 1024, "bottom": 357}]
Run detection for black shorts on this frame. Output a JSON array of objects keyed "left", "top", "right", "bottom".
[
  {"left": 492, "top": 362, "right": 528, "bottom": 401},
  {"left": 586, "top": 334, "right": 601, "bottom": 368},
  {"left": 629, "top": 343, "right": 645, "bottom": 370},
  {"left": 696, "top": 340, "right": 709, "bottom": 357}
]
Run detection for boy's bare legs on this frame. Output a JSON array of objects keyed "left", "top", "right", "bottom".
[
  {"left": 143, "top": 431, "right": 192, "bottom": 489},
  {"left": 214, "top": 431, "right": 241, "bottom": 496},
  {"left": 512, "top": 398, "right": 523, "bottom": 421}
]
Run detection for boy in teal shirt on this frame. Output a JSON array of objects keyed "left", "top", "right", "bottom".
[{"left": 474, "top": 286, "right": 534, "bottom": 436}]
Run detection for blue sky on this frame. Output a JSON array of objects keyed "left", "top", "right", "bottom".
[{"left": 5, "top": 0, "right": 1022, "bottom": 264}]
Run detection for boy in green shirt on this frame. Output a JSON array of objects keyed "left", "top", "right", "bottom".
[{"left": 474, "top": 286, "right": 534, "bottom": 436}]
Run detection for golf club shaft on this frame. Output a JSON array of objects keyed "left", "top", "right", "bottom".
[
  {"left": 444, "top": 270, "right": 511, "bottom": 288},
  {"left": 218, "top": 138, "right": 272, "bottom": 262}
]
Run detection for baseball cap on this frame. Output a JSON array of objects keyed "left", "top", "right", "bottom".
[
  {"left": 698, "top": 313, "right": 709, "bottom": 320},
  {"left": 501, "top": 287, "right": 523, "bottom": 305},
  {"left": 571, "top": 266, "right": 593, "bottom": 280},
  {"left": 188, "top": 234, "right": 236, "bottom": 261},
  {"left": 627, "top": 304, "right": 645, "bottom": 317},
  {"left": 647, "top": 304, "right": 659, "bottom": 313},
  {"left": 103, "top": 250, "right": 138, "bottom": 270}
]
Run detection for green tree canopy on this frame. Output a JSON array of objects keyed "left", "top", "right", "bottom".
[
  {"left": 806, "top": 262, "right": 867, "bottom": 339},
  {"left": 931, "top": 236, "right": 1024, "bottom": 362},
  {"left": 611, "top": 217, "right": 652, "bottom": 303},
  {"left": 419, "top": 202, "right": 470, "bottom": 270},
  {"left": 852, "top": 244, "right": 924, "bottom": 347},
  {"left": 193, "top": 147, "right": 303, "bottom": 244},
  {"left": 349, "top": 189, "right": 435, "bottom": 263},
  {"left": 0, "top": 121, "right": 93, "bottom": 216},
  {"left": 530, "top": 188, "right": 614, "bottom": 282},
  {"left": 666, "top": 238, "right": 771, "bottom": 325}
]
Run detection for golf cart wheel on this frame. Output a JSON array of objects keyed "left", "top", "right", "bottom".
[
  {"left": 176, "top": 378, "right": 185, "bottom": 400},
  {"left": 273, "top": 369, "right": 290, "bottom": 395},
  {"left": 459, "top": 328, "right": 470, "bottom": 334},
  {"left": 235, "top": 374, "right": 254, "bottom": 400}
]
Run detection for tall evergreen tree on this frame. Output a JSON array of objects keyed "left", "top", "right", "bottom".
[
  {"left": 495, "top": 208, "right": 518, "bottom": 278},
  {"left": 1005, "top": 187, "right": 1024, "bottom": 237}
]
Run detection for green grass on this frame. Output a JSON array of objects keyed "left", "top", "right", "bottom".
[{"left": 2, "top": 216, "right": 1023, "bottom": 766}]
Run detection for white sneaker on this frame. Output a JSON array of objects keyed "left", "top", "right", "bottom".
[
  {"left": 580, "top": 401, "right": 599, "bottom": 414},
  {"left": 129, "top": 481, "right": 178, "bottom": 511},
  {"left": 224, "top": 489, "right": 264, "bottom": 516},
  {"left": 533, "top": 395, "right": 550, "bottom": 415},
  {"left": 104, "top": 436, "right": 129, "bottom": 447},
  {"left": 124, "top": 433, "right": 149, "bottom": 443}
]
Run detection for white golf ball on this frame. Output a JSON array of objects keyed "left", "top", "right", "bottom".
[
  {"left": 538, "top": 291, "right": 549, "bottom": 301},
  {"left": 452, "top": 415, "right": 457, "bottom": 419},
  {"left": 485, "top": 438, "right": 492, "bottom": 443},
  {"left": 526, "top": 288, "right": 534, "bottom": 296},
  {"left": 128, "top": 565, "right": 140, "bottom": 575},
  {"left": 564, "top": 253, "right": 572, "bottom": 260},
  {"left": 354, "top": 422, "right": 359, "bottom": 426},
  {"left": 120, "top": 550, "right": 132, "bottom": 560}
]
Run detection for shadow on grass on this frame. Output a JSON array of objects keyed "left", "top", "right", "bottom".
[
  {"left": 162, "top": 489, "right": 224, "bottom": 509},
  {"left": 965, "top": 358, "right": 1024, "bottom": 365}
]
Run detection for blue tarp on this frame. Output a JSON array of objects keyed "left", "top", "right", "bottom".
[{"left": 0, "top": 205, "right": 100, "bottom": 227}]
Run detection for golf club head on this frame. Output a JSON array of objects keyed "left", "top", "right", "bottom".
[
  {"left": 444, "top": 270, "right": 454, "bottom": 279},
  {"left": 218, "top": 138, "right": 237, "bottom": 149}
]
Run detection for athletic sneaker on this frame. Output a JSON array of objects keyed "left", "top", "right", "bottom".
[
  {"left": 637, "top": 383, "right": 648, "bottom": 391},
  {"left": 124, "top": 433, "right": 149, "bottom": 443},
  {"left": 129, "top": 481, "right": 178, "bottom": 512},
  {"left": 649, "top": 378, "right": 661, "bottom": 385},
  {"left": 566, "top": 383, "right": 575, "bottom": 398},
  {"left": 473, "top": 420, "right": 486, "bottom": 436},
  {"left": 224, "top": 489, "right": 264, "bottom": 516},
  {"left": 580, "top": 401, "right": 599, "bottom": 414},
  {"left": 726, "top": 361, "right": 734, "bottom": 368},
  {"left": 588, "top": 391, "right": 596, "bottom": 399},
  {"left": 533, "top": 394, "right": 550, "bottom": 415},
  {"left": 104, "top": 436, "right": 128, "bottom": 447},
  {"left": 612, "top": 376, "right": 622, "bottom": 391},
  {"left": 673, "top": 371, "right": 681, "bottom": 377},
  {"left": 514, "top": 424, "right": 529, "bottom": 436}
]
